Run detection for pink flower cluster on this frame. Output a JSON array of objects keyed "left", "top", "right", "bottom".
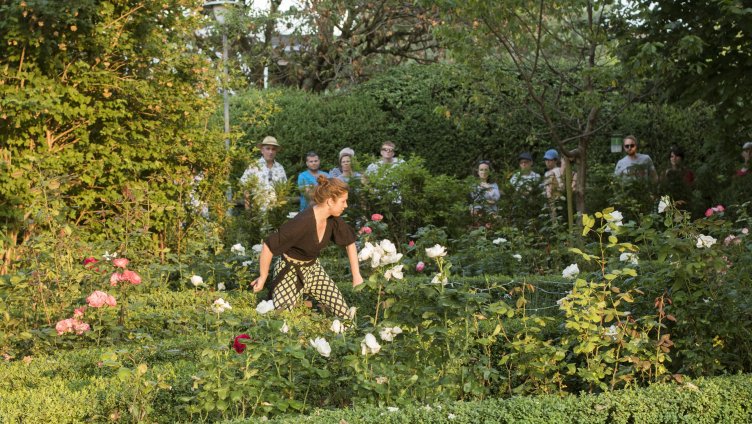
[
  {"left": 705, "top": 204, "right": 725, "bottom": 217},
  {"left": 86, "top": 290, "right": 117, "bottom": 308},
  {"left": 55, "top": 318, "right": 90, "bottom": 335},
  {"left": 110, "top": 269, "right": 142, "bottom": 286}
]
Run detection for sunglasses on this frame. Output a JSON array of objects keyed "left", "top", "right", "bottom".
[
  {"left": 381, "top": 148, "right": 394, "bottom": 153},
  {"left": 624, "top": 144, "right": 636, "bottom": 149}
]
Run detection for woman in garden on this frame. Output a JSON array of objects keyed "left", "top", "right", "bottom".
[
  {"left": 251, "top": 176, "right": 363, "bottom": 318},
  {"left": 661, "top": 146, "right": 694, "bottom": 208},
  {"left": 470, "top": 160, "right": 501, "bottom": 219},
  {"left": 329, "top": 147, "right": 361, "bottom": 183}
]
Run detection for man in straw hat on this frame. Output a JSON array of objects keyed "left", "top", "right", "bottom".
[{"left": 240, "top": 136, "right": 288, "bottom": 210}]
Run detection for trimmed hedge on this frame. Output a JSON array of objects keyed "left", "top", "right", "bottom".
[{"left": 241, "top": 374, "right": 752, "bottom": 424}]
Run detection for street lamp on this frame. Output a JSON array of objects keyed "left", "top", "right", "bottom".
[{"left": 203, "top": 1, "right": 238, "bottom": 203}]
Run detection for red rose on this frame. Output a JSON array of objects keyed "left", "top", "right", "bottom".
[
  {"left": 83, "top": 257, "right": 99, "bottom": 267},
  {"left": 233, "top": 334, "right": 251, "bottom": 353}
]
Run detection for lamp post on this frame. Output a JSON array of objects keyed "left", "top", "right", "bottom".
[{"left": 203, "top": 1, "right": 238, "bottom": 203}]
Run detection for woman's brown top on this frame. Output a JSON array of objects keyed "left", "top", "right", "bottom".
[{"left": 264, "top": 207, "right": 356, "bottom": 261}]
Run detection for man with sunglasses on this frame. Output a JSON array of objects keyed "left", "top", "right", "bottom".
[
  {"left": 614, "top": 135, "right": 658, "bottom": 182},
  {"left": 240, "top": 136, "right": 288, "bottom": 210},
  {"left": 365, "top": 141, "right": 404, "bottom": 175}
]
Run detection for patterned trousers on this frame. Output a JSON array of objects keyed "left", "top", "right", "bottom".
[{"left": 271, "top": 256, "right": 351, "bottom": 319}]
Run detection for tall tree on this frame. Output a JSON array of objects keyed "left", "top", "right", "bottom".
[
  {"left": 431, "top": 0, "right": 637, "bottom": 219},
  {"left": 212, "top": 0, "right": 441, "bottom": 91},
  {"left": 0, "top": 0, "right": 226, "bottom": 272},
  {"left": 615, "top": 0, "right": 752, "bottom": 129}
]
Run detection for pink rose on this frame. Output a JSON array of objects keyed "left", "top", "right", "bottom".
[
  {"left": 705, "top": 208, "right": 714, "bottom": 217},
  {"left": 416, "top": 261, "right": 425, "bottom": 272},
  {"left": 110, "top": 272, "right": 122, "bottom": 287},
  {"left": 715, "top": 205, "right": 725, "bottom": 212},
  {"left": 371, "top": 213, "right": 384, "bottom": 222},
  {"left": 121, "top": 270, "right": 142, "bottom": 285},
  {"left": 73, "top": 306, "right": 86, "bottom": 318},
  {"left": 87, "top": 290, "right": 114, "bottom": 308},
  {"left": 359, "top": 226, "right": 372, "bottom": 235},
  {"left": 408, "top": 240, "right": 415, "bottom": 247},
  {"left": 112, "top": 258, "right": 129, "bottom": 268}
]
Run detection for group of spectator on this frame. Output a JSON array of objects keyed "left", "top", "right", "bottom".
[
  {"left": 239, "top": 134, "right": 751, "bottom": 220},
  {"left": 239, "top": 138, "right": 405, "bottom": 213}
]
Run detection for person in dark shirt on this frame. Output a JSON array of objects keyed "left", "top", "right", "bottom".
[{"left": 251, "top": 175, "right": 363, "bottom": 318}]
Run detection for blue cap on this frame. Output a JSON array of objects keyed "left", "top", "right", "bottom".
[{"left": 543, "top": 149, "right": 559, "bottom": 160}]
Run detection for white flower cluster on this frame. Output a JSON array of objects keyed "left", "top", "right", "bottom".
[
  {"left": 379, "top": 326, "right": 402, "bottom": 342},
  {"left": 361, "top": 333, "right": 381, "bottom": 355},
  {"left": 696, "top": 234, "right": 717, "bottom": 249},
  {"left": 102, "top": 251, "right": 118, "bottom": 261},
  {"left": 230, "top": 243, "right": 246, "bottom": 255},
  {"left": 492, "top": 237, "right": 507, "bottom": 245},
  {"left": 562, "top": 264, "right": 579, "bottom": 279},
  {"left": 211, "top": 298, "right": 232, "bottom": 314},
  {"left": 359, "top": 239, "right": 403, "bottom": 268},
  {"left": 255, "top": 299, "right": 275, "bottom": 315}
]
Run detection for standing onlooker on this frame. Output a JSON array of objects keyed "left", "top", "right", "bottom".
[
  {"left": 365, "top": 141, "right": 404, "bottom": 175},
  {"left": 329, "top": 148, "right": 361, "bottom": 183},
  {"left": 298, "top": 152, "right": 329, "bottom": 210},
  {"left": 736, "top": 141, "right": 752, "bottom": 176},
  {"left": 542, "top": 149, "right": 564, "bottom": 199},
  {"left": 509, "top": 152, "right": 541, "bottom": 191},
  {"left": 470, "top": 160, "right": 501, "bottom": 216},
  {"left": 239, "top": 136, "right": 287, "bottom": 211},
  {"left": 661, "top": 146, "right": 695, "bottom": 208},
  {"left": 614, "top": 135, "right": 658, "bottom": 182}
]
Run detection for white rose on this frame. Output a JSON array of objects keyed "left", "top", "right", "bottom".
[
  {"left": 425, "top": 244, "right": 447, "bottom": 258},
  {"left": 380, "top": 252, "right": 403, "bottom": 266},
  {"left": 255, "top": 299, "right": 275, "bottom": 315},
  {"left": 309, "top": 337, "right": 331, "bottom": 358},
  {"left": 280, "top": 322, "right": 289, "bottom": 333},
  {"left": 430, "top": 274, "right": 448, "bottom": 286},
  {"left": 211, "top": 298, "right": 232, "bottom": 314},
  {"left": 658, "top": 196, "right": 670, "bottom": 213},
  {"left": 619, "top": 252, "right": 639, "bottom": 265},
  {"left": 379, "top": 239, "right": 397, "bottom": 255},
  {"left": 562, "top": 264, "right": 579, "bottom": 279},
  {"left": 361, "top": 333, "right": 381, "bottom": 355},
  {"left": 358, "top": 242, "right": 375, "bottom": 262},
  {"left": 512, "top": 254, "right": 522, "bottom": 261},
  {"left": 379, "top": 326, "right": 403, "bottom": 342},
  {"left": 696, "top": 234, "right": 717, "bottom": 249},
  {"left": 190, "top": 275, "right": 205, "bottom": 287},
  {"left": 241, "top": 260, "right": 253, "bottom": 267},
  {"left": 217, "top": 282, "right": 226, "bottom": 291},
  {"left": 230, "top": 243, "right": 246, "bottom": 255},
  {"left": 252, "top": 244, "right": 263, "bottom": 253},
  {"left": 287, "top": 212, "right": 298, "bottom": 219},
  {"left": 492, "top": 238, "right": 507, "bottom": 245},
  {"left": 330, "top": 319, "right": 344, "bottom": 334},
  {"left": 384, "top": 265, "right": 404, "bottom": 281},
  {"left": 607, "top": 210, "right": 624, "bottom": 223}
]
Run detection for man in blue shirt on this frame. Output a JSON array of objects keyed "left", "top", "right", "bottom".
[{"left": 297, "top": 152, "right": 329, "bottom": 210}]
